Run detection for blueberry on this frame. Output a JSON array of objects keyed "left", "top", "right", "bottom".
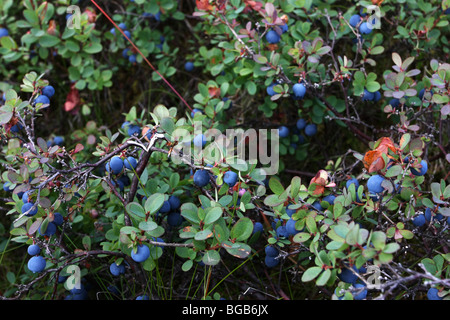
[
  {"left": 253, "top": 221, "right": 263, "bottom": 234},
  {"left": 349, "top": 14, "right": 361, "bottom": 27},
  {"left": 312, "top": 201, "right": 323, "bottom": 212},
  {"left": 168, "top": 195, "right": 181, "bottom": 210},
  {"left": 389, "top": 98, "right": 400, "bottom": 108},
  {"left": 109, "top": 262, "right": 125, "bottom": 276},
  {"left": 265, "top": 245, "right": 279, "bottom": 257},
  {"left": 184, "top": 61, "right": 194, "bottom": 72},
  {"left": 193, "top": 134, "right": 207, "bottom": 148},
  {"left": 419, "top": 88, "right": 433, "bottom": 100},
  {"left": 136, "top": 294, "right": 150, "bottom": 300},
  {"left": 38, "top": 222, "right": 57, "bottom": 237},
  {"left": 28, "top": 255, "right": 46, "bottom": 273},
  {"left": 3, "top": 182, "right": 12, "bottom": 192},
  {"left": 0, "top": 28, "right": 9, "bottom": 38},
  {"left": 285, "top": 206, "right": 296, "bottom": 217},
  {"left": 124, "top": 156, "right": 138, "bottom": 170},
  {"left": 266, "top": 83, "right": 276, "bottom": 96},
  {"left": 278, "top": 126, "right": 289, "bottom": 138},
  {"left": 131, "top": 244, "right": 150, "bottom": 263},
  {"left": 372, "top": 91, "right": 381, "bottom": 102},
  {"left": 264, "top": 255, "right": 279, "bottom": 268},
  {"left": 353, "top": 283, "right": 367, "bottom": 300},
  {"left": 359, "top": 22, "right": 372, "bottom": 34},
  {"left": 323, "top": 194, "right": 336, "bottom": 205},
  {"left": 22, "top": 190, "right": 32, "bottom": 203},
  {"left": 424, "top": 208, "right": 432, "bottom": 222},
  {"left": 122, "top": 48, "right": 130, "bottom": 58},
  {"left": 21, "top": 202, "right": 38, "bottom": 217},
  {"left": 167, "top": 212, "right": 183, "bottom": 227},
  {"left": 108, "top": 156, "right": 124, "bottom": 175},
  {"left": 34, "top": 95, "right": 50, "bottom": 105},
  {"left": 53, "top": 212, "right": 64, "bottom": 226},
  {"left": 159, "top": 200, "right": 171, "bottom": 213},
  {"left": 223, "top": 170, "right": 238, "bottom": 187},
  {"left": 42, "top": 86, "right": 55, "bottom": 98},
  {"left": 362, "top": 89, "right": 374, "bottom": 101},
  {"left": 304, "top": 123, "right": 317, "bottom": 136},
  {"left": 193, "top": 170, "right": 210, "bottom": 187},
  {"left": 367, "top": 174, "right": 385, "bottom": 194},
  {"left": 292, "top": 83, "right": 306, "bottom": 99},
  {"left": 265, "top": 29, "right": 280, "bottom": 44},
  {"left": 346, "top": 178, "right": 359, "bottom": 189},
  {"left": 53, "top": 136, "right": 64, "bottom": 146},
  {"left": 427, "top": 288, "right": 442, "bottom": 300},
  {"left": 338, "top": 265, "right": 359, "bottom": 284},
  {"left": 123, "top": 30, "right": 131, "bottom": 39},
  {"left": 118, "top": 22, "right": 127, "bottom": 30},
  {"left": 286, "top": 218, "right": 298, "bottom": 235},
  {"left": 127, "top": 124, "right": 141, "bottom": 136},
  {"left": 191, "top": 108, "right": 202, "bottom": 117},
  {"left": 276, "top": 225, "right": 289, "bottom": 238},
  {"left": 410, "top": 160, "right": 428, "bottom": 176},
  {"left": 10, "top": 123, "right": 23, "bottom": 133},
  {"left": 27, "top": 244, "right": 41, "bottom": 256},
  {"left": 296, "top": 118, "right": 307, "bottom": 130},
  {"left": 412, "top": 214, "right": 426, "bottom": 227}
]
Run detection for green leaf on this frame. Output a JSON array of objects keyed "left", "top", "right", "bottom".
[
  {"left": 120, "top": 226, "right": 140, "bottom": 235},
  {"left": 182, "top": 259, "right": 193, "bottom": 272},
  {"left": 290, "top": 176, "right": 301, "bottom": 199},
  {"left": 160, "top": 117, "right": 175, "bottom": 135},
  {"left": 202, "top": 250, "right": 221, "bottom": 265},
  {"left": 230, "top": 217, "right": 253, "bottom": 242},
  {"left": 269, "top": 177, "right": 284, "bottom": 195},
  {"left": 293, "top": 232, "right": 312, "bottom": 243},
  {"left": 223, "top": 242, "right": 251, "bottom": 259},
  {"left": 385, "top": 165, "right": 402, "bottom": 177},
  {"left": 371, "top": 231, "right": 386, "bottom": 250},
  {"left": 370, "top": 46, "right": 384, "bottom": 55},
  {"left": 203, "top": 207, "right": 223, "bottom": 225},
  {"left": 181, "top": 203, "right": 200, "bottom": 224},
  {"left": 383, "top": 242, "right": 400, "bottom": 254},
  {"left": 83, "top": 42, "right": 103, "bottom": 54},
  {"left": 194, "top": 229, "right": 214, "bottom": 241},
  {"left": 139, "top": 221, "right": 158, "bottom": 232},
  {"left": 144, "top": 193, "right": 165, "bottom": 215},
  {"left": 126, "top": 202, "right": 146, "bottom": 219},
  {"left": 39, "top": 34, "right": 60, "bottom": 47},
  {"left": 365, "top": 81, "right": 380, "bottom": 92},
  {"left": 316, "top": 268, "right": 331, "bottom": 286},
  {"left": 302, "top": 266, "right": 323, "bottom": 282}
]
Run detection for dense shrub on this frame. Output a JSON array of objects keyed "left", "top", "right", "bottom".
[{"left": 0, "top": 0, "right": 449, "bottom": 301}]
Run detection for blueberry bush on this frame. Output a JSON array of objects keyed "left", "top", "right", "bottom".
[{"left": 0, "top": 0, "right": 449, "bottom": 300}]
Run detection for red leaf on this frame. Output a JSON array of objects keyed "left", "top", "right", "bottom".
[
  {"left": 208, "top": 86, "right": 220, "bottom": 98},
  {"left": 196, "top": 0, "right": 213, "bottom": 11},
  {"left": 47, "top": 20, "right": 56, "bottom": 35},
  {"left": 310, "top": 169, "right": 329, "bottom": 186},
  {"left": 310, "top": 184, "right": 325, "bottom": 196},
  {"left": 368, "top": 156, "right": 385, "bottom": 173},
  {"left": 64, "top": 84, "right": 80, "bottom": 113},
  {"left": 72, "top": 143, "right": 84, "bottom": 154}
]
